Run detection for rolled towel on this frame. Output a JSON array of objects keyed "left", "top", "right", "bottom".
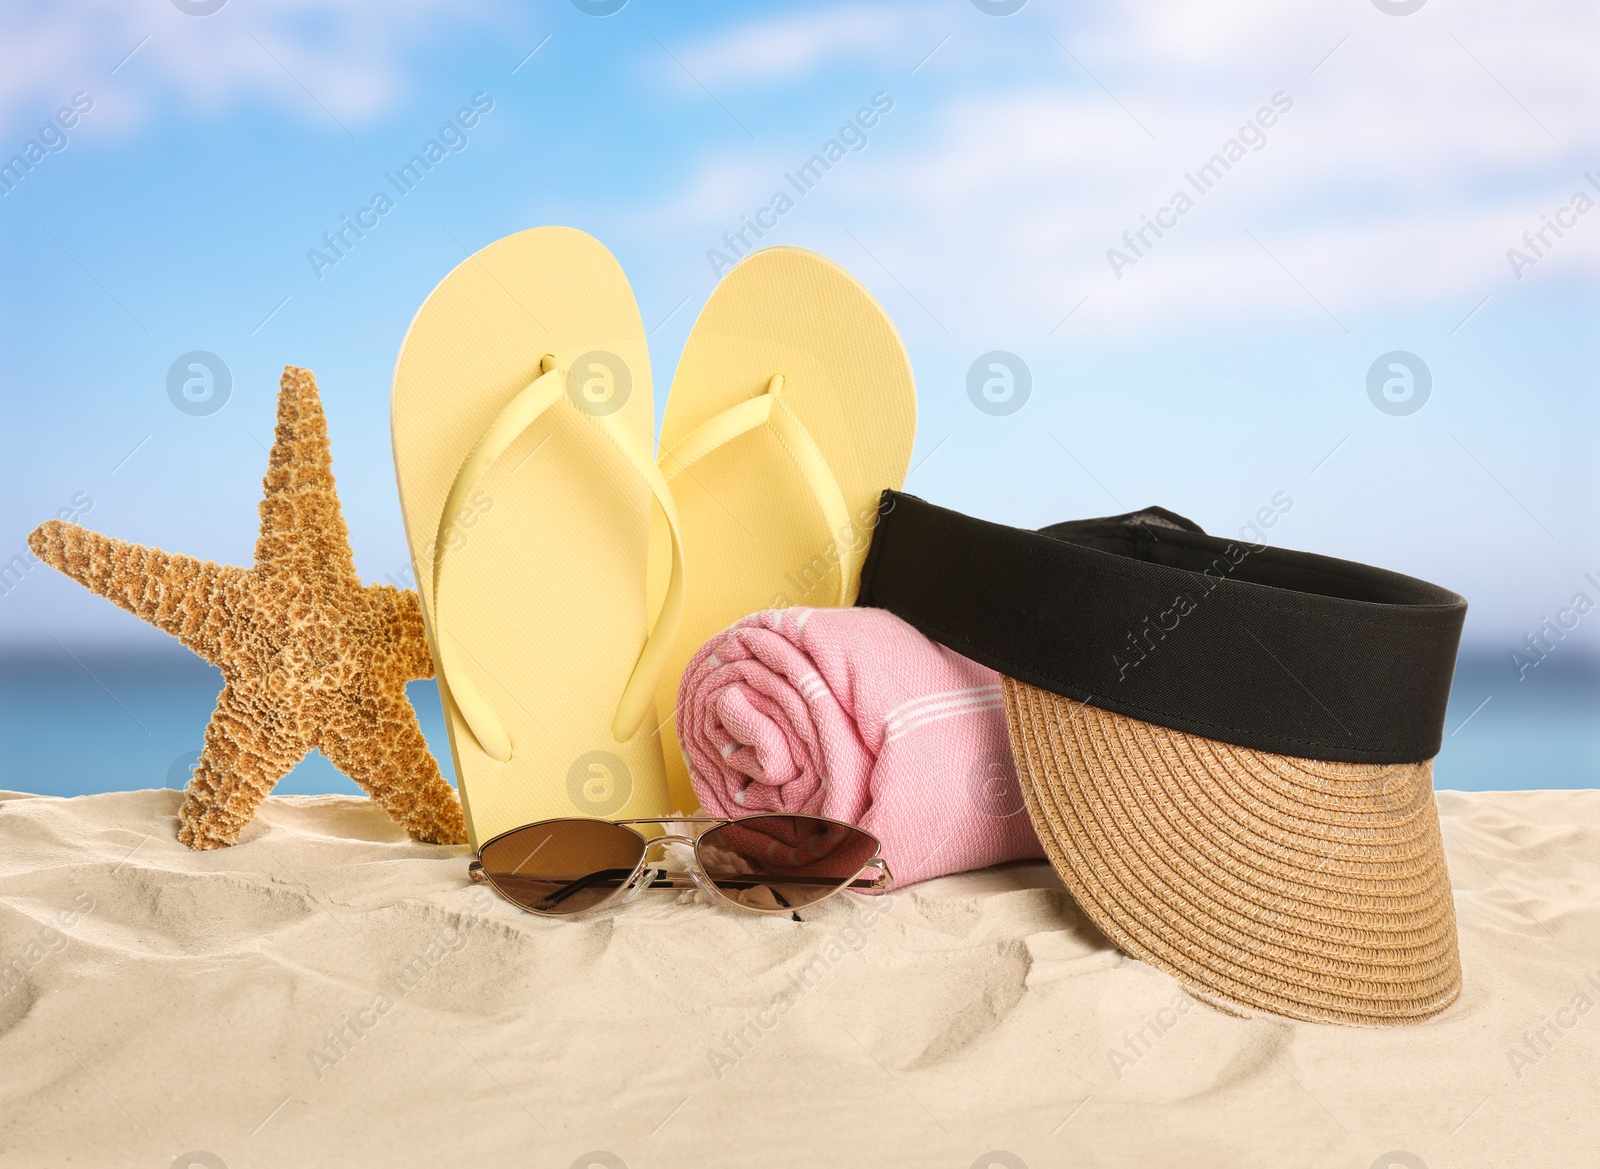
[{"left": 676, "top": 606, "right": 1044, "bottom": 887}]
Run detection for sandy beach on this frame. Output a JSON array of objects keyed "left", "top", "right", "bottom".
[{"left": 1, "top": 786, "right": 1595, "bottom": 1168}]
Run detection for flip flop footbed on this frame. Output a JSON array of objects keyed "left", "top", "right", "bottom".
[
  {"left": 393, "top": 227, "right": 672, "bottom": 845},
  {"left": 652, "top": 247, "right": 916, "bottom": 810}
]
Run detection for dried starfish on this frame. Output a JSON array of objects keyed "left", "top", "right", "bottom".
[{"left": 28, "top": 366, "right": 466, "bottom": 850}]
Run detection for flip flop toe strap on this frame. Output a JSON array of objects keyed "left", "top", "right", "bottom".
[
  {"left": 433, "top": 357, "right": 686, "bottom": 762},
  {"left": 657, "top": 374, "right": 857, "bottom": 606}
]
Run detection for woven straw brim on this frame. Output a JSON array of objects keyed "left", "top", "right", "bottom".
[{"left": 1003, "top": 678, "right": 1462, "bottom": 1026}]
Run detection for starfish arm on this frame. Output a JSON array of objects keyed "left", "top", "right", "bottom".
[
  {"left": 178, "top": 681, "right": 308, "bottom": 849},
  {"left": 365, "top": 583, "right": 435, "bottom": 681},
  {"left": 28, "top": 520, "right": 247, "bottom": 666},
  {"left": 313, "top": 687, "right": 466, "bottom": 846},
  {"left": 255, "top": 366, "right": 359, "bottom": 589}
]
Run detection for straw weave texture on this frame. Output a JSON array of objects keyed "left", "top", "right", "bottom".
[{"left": 1003, "top": 678, "right": 1462, "bottom": 1025}]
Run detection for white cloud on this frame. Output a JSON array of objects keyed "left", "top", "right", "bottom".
[
  {"left": 646, "top": 0, "right": 1598, "bottom": 338},
  {"left": 664, "top": 4, "right": 920, "bottom": 89},
  {"left": 0, "top": 0, "right": 506, "bottom": 138}
]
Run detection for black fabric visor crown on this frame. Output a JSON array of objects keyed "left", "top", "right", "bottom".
[{"left": 856, "top": 492, "right": 1468, "bottom": 764}]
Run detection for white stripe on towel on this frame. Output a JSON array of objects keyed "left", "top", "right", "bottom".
[
  {"left": 883, "top": 685, "right": 1005, "bottom": 743},
  {"left": 884, "top": 686, "right": 1003, "bottom": 731},
  {"left": 795, "top": 672, "right": 829, "bottom": 703},
  {"left": 886, "top": 695, "right": 1006, "bottom": 742}
]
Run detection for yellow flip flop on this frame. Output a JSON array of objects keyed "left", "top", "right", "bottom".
[
  {"left": 392, "top": 227, "right": 682, "bottom": 846},
  {"left": 651, "top": 246, "right": 917, "bottom": 810}
]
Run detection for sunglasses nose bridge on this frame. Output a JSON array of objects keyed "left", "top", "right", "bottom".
[
  {"left": 648, "top": 833, "right": 696, "bottom": 849},
  {"left": 639, "top": 834, "right": 701, "bottom": 873}
]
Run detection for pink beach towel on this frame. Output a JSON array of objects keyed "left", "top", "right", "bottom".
[{"left": 675, "top": 607, "right": 1045, "bottom": 887}]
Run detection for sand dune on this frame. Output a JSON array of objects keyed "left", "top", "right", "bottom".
[{"left": 1, "top": 787, "right": 1595, "bottom": 1168}]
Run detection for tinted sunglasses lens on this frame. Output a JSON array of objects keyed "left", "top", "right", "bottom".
[
  {"left": 696, "top": 816, "right": 879, "bottom": 911},
  {"left": 479, "top": 820, "right": 645, "bottom": 915}
]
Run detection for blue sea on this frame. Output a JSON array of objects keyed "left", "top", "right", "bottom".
[{"left": 0, "top": 646, "right": 1594, "bottom": 798}]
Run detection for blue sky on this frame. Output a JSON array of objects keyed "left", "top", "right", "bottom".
[{"left": 1, "top": 0, "right": 1595, "bottom": 670}]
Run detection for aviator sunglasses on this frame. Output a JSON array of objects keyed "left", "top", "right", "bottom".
[{"left": 468, "top": 814, "right": 892, "bottom": 918}]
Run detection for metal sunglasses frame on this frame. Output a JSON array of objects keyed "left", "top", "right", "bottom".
[{"left": 468, "top": 814, "right": 893, "bottom": 918}]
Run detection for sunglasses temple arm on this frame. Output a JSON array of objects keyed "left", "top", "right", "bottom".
[
  {"left": 486, "top": 866, "right": 638, "bottom": 909},
  {"left": 627, "top": 874, "right": 884, "bottom": 890},
  {"left": 638, "top": 869, "right": 891, "bottom": 892}
]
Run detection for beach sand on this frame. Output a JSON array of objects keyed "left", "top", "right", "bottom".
[{"left": 1, "top": 787, "right": 1595, "bottom": 1168}]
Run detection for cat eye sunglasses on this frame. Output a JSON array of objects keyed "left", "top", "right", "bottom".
[{"left": 468, "top": 814, "right": 891, "bottom": 918}]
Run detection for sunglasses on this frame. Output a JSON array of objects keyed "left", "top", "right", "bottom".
[{"left": 468, "top": 814, "right": 891, "bottom": 918}]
